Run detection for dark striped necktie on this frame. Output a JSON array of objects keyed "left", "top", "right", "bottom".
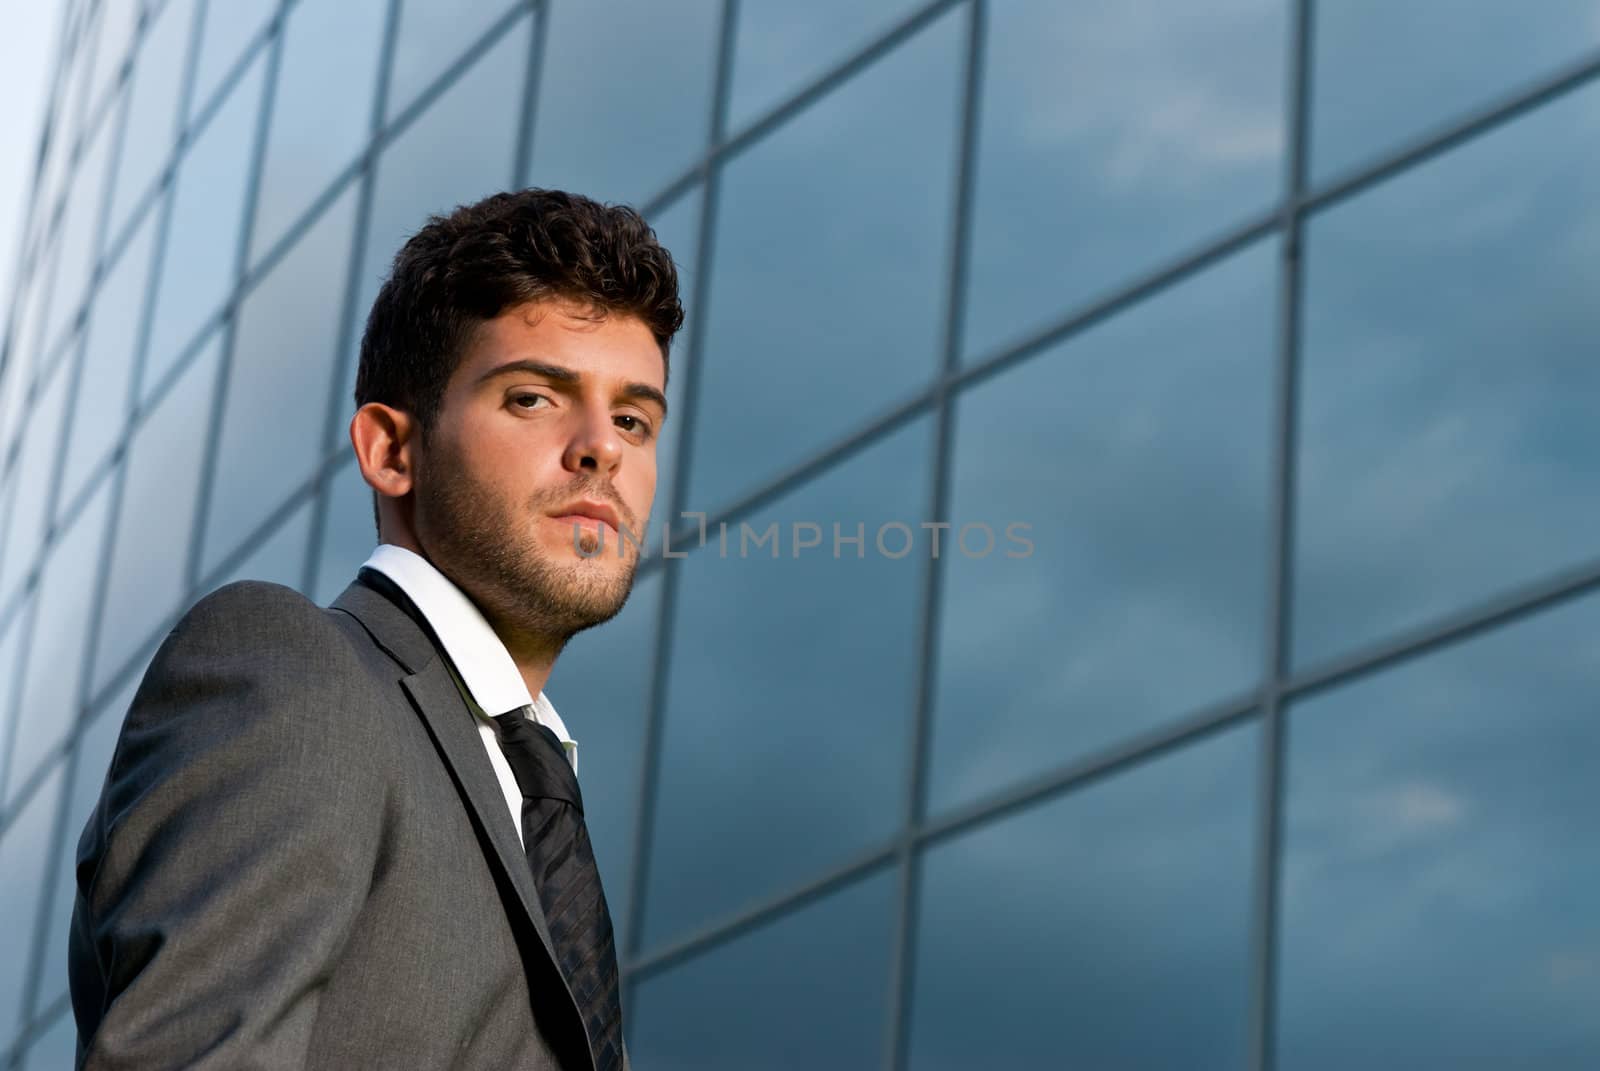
[{"left": 492, "top": 707, "right": 623, "bottom": 1071}]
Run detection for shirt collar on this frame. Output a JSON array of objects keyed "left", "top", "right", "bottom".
[{"left": 361, "top": 544, "right": 578, "bottom": 766}]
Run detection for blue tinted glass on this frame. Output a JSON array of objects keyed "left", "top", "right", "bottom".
[
  {"left": 40, "top": 101, "right": 120, "bottom": 364},
  {"left": 141, "top": 54, "right": 266, "bottom": 400},
  {"left": 250, "top": 0, "right": 385, "bottom": 261},
  {"left": 630, "top": 866, "right": 896, "bottom": 1070},
  {"left": 687, "top": 8, "right": 960, "bottom": 513},
  {"left": 188, "top": 0, "right": 278, "bottom": 122},
  {"left": 1, "top": 258, "right": 52, "bottom": 456},
  {"left": 963, "top": 0, "right": 1285, "bottom": 362},
  {"left": 0, "top": 761, "right": 66, "bottom": 1037},
  {"left": 386, "top": 0, "right": 519, "bottom": 120},
  {"left": 1312, "top": 1, "right": 1600, "bottom": 181},
  {"left": 1293, "top": 83, "right": 1600, "bottom": 669},
  {"left": 545, "top": 572, "right": 661, "bottom": 939},
  {"left": 644, "top": 416, "right": 931, "bottom": 946},
  {"left": 33, "top": 667, "right": 145, "bottom": 1013},
  {"left": 339, "top": 14, "right": 529, "bottom": 417},
  {"left": 94, "top": 332, "right": 223, "bottom": 693},
  {"left": 58, "top": 209, "right": 159, "bottom": 515},
  {"left": 726, "top": 0, "right": 928, "bottom": 132},
  {"left": 1279, "top": 591, "right": 1600, "bottom": 1068},
  {"left": 21, "top": 1008, "right": 77, "bottom": 1070},
  {"left": 202, "top": 185, "right": 358, "bottom": 577},
  {"left": 6, "top": 480, "right": 114, "bottom": 807},
  {"left": 909, "top": 723, "right": 1259, "bottom": 1069},
  {"left": 105, "top": 0, "right": 197, "bottom": 244},
  {"left": 0, "top": 364, "right": 75, "bottom": 611},
  {"left": 929, "top": 242, "right": 1275, "bottom": 815},
  {"left": 528, "top": 0, "right": 718, "bottom": 207},
  {"left": 639, "top": 192, "right": 699, "bottom": 525},
  {"left": 0, "top": 604, "right": 32, "bottom": 807},
  {"left": 84, "top": 0, "right": 142, "bottom": 124},
  {"left": 207, "top": 495, "right": 314, "bottom": 594},
  {"left": 311, "top": 458, "right": 375, "bottom": 606}
]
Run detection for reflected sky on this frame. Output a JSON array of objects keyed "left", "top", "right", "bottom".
[
  {"left": 1294, "top": 79, "right": 1600, "bottom": 668},
  {"left": 386, "top": 0, "right": 522, "bottom": 122},
  {"left": 1310, "top": 0, "right": 1600, "bottom": 181},
  {"left": 962, "top": 0, "right": 1286, "bottom": 362},
  {"left": 1280, "top": 589, "right": 1600, "bottom": 1068},
  {"left": 527, "top": 0, "right": 719, "bottom": 209},
  {"left": 6, "top": 477, "right": 113, "bottom": 807},
  {"left": 911, "top": 721, "right": 1258, "bottom": 1069},
  {"left": 931, "top": 239, "right": 1274, "bottom": 815},
  {"left": 687, "top": 5, "right": 961, "bottom": 514},
  {"left": 249, "top": 0, "right": 385, "bottom": 263},
  {"left": 104, "top": 0, "right": 195, "bottom": 246},
  {"left": 631, "top": 865, "right": 896, "bottom": 1071},
  {"left": 644, "top": 415, "right": 931, "bottom": 947},
  {"left": 202, "top": 184, "right": 358, "bottom": 577}
]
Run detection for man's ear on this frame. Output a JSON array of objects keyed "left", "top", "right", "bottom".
[{"left": 349, "top": 403, "right": 419, "bottom": 500}]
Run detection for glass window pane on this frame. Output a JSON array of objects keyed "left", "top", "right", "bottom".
[
  {"left": 910, "top": 723, "right": 1259, "bottom": 1069},
  {"left": 1311, "top": 1, "right": 1600, "bottom": 181},
  {"left": 201, "top": 185, "right": 358, "bottom": 577},
  {"left": 386, "top": 0, "right": 518, "bottom": 120},
  {"left": 6, "top": 480, "right": 114, "bottom": 807},
  {"left": 0, "top": 603, "right": 33, "bottom": 809},
  {"left": 527, "top": 0, "right": 718, "bottom": 207},
  {"left": 544, "top": 573, "right": 661, "bottom": 938},
  {"left": 21, "top": 1008, "right": 77, "bottom": 1071},
  {"left": 84, "top": 0, "right": 142, "bottom": 126},
  {"left": 1293, "top": 83, "right": 1600, "bottom": 670},
  {"left": 94, "top": 332, "right": 223, "bottom": 694},
  {"left": 1, "top": 256, "right": 54, "bottom": 458},
  {"left": 0, "top": 363, "right": 75, "bottom": 611},
  {"left": 963, "top": 0, "right": 1285, "bottom": 362},
  {"left": 638, "top": 192, "right": 699, "bottom": 525},
  {"left": 207, "top": 494, "right": 314, "bottom": 594},
  {"left": 311, "top": 458, "right": 375, "bottom": 607},
  {"left": 58, "top": 208, "right": 160, "bottom": 515},
  {"left": 644, "top": 416, "right": 931, "bottom": 946},
  {"left": 339, "top": 16, "right": 529, "bottom": 417},
  {"left": 0, "top": 762, "right": 66, "bottom": 1038},
  {"left": 630, "top": 866, "right": 896, "bottom": 1070},
  {"left": 142, "top": 53, "right": 266, "bottom": 399},
  {"left": 930, "top": 242, "right": 1275, "bottom": 815},
  {"left": 188, "top": 0, "right": 278, "bottom": 122},
  {"left": 105, "top": 0, "right": 198, "bottom": 243},
  {"left": 40, "top": 100, "right": 121, "bottom": 364},
  {"left": 33, "top": 668, "right": 146, "bottom": 1015},
  {"left": 1280, "top": 590, "right": 1600, "bottom": 1068},
  {"left": 249, "top": 0, "right": 385, "bottom": 262},
  {"left": 687, "top": 8, "right": 960, "bottom": 513},
  {"left": 727, "top": 0, "right": 927, "bottom": 132}
]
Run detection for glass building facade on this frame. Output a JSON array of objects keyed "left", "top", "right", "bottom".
[{"left": 1, "top": 0, "right": 1598, "bottom": 1066}]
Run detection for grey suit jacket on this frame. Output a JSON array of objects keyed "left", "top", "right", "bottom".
[{"left": 69, "top": 576, "right": 625, "bottom": 1070}]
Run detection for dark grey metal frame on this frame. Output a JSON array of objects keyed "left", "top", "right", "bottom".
[{"left": 4, "top": 0, "right": 1600, "bottom": 1065}]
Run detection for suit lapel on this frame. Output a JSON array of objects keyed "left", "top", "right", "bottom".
[{"left": 331, "top": 577, "right": 593, "bottom": 1066}]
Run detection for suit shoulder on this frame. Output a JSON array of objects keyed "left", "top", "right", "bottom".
[{"left": 149, "top": 581, "right": 371, "bottom": 699}]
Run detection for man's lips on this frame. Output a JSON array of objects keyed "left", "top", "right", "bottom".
[{"left": 547, "top": 499, "right": 623, "bottom": 538}]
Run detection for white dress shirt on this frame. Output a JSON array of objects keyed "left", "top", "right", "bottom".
[{"left": 362, "top": 544, "right": 578, "bottom": 848}]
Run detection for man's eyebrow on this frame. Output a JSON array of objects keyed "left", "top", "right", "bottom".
[{"left": 478, "top": 358, "right": 668, "bottom": 419}]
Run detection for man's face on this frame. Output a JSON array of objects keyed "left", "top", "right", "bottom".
[{"left": 411, "top": 296, "right": 666, "bottom": 643}]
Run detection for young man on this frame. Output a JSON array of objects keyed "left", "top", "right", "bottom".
[{"left": 68, "top": 189, "right": 681, "bottom": 1070}]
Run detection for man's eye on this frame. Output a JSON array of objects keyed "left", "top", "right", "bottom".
[
  {"left": 616, "top": 415, "right": 652, "bottom": 438},
  {"left": 511, "top": 393, "right": 550, "bottom": 409}
]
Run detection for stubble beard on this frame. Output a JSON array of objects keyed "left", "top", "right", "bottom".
[{"left": 414, "top": 441, "right": 640, "bottom": 645}]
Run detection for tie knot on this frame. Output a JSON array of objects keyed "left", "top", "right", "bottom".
[{"left": 494, "top": 707, "right": 582, "bottom": 812}]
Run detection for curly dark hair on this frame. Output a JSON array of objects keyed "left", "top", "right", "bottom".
[{"left": 355, "top": 188, "right": 684, "bottom": 435}]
